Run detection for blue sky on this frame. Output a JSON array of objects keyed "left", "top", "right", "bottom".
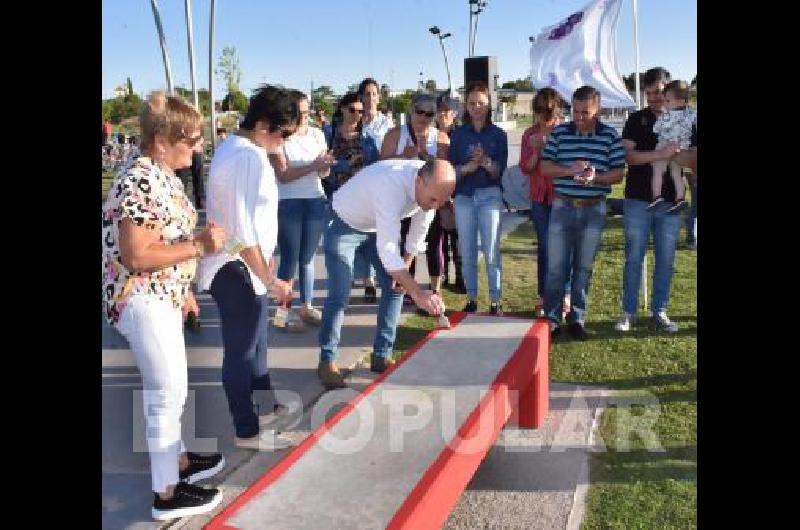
[{"left": 102, "top": 0, "right": 696, "bottom": 99}]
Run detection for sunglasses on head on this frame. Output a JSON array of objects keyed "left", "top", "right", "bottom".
[
  {"left": 348, "top": 106, "right": 364, "bottom": 114},
  {"left": 415, "top": 108, "right": 435, "bottom": 118}
]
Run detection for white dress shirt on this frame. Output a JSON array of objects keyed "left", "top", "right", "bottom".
[
  {"left": 198, "top": 135, "right": 279, "bottom": 295},
  {"left": 331, "top": 159, "right": 435, "bottom": 272}
]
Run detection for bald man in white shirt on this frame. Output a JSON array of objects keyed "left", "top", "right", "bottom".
[{"left": 318, "top": 158, "right": 457, "bottom": 389}]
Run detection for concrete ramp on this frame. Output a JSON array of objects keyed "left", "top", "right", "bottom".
[{"left": 207, "top": 313, "right": 550, "bottom": 530}]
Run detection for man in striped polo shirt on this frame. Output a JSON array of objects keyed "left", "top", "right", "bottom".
[{"left": 539, "top": 85, "right": 626, "bottom": 340}]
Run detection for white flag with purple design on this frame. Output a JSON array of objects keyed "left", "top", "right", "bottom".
[{"left": 530, "top": 0, "right": 635, "bottom": 108}]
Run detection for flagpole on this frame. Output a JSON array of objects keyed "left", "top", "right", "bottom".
[
  {"left": 632, "top": 0, "right": 648, "bottom": 310},
  {"left": 209, "top": 0, "right": 217, "bottom": 152},
  {"left": 184, "top": 0, "right": 198, "bottom": 109},
  {"left": 149, "top": 0, "right": 174, "bottom": 95}
]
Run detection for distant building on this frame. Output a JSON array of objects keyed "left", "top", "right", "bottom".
[{"left": 113, "top": 85, "right": 128, "bottom": 98}]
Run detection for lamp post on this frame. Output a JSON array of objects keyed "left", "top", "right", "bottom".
[
  {"left": 428, "top": 26, "right": 453, "bottom": 94},
  {"left": 468, "top": 0, "right": 487, "bottom": 57}
]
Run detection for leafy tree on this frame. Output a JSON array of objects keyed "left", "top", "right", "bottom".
[
  {"left": 174, "top": 86, "right": 212, "bottom": 115},
  {"left": 222, "top": 89, "right": 249, "bottom": 113},
  {"left": 622, "top": 72, "right": 646, "bottom": 92},
  {"left": 501, "top": 76, "right": 533, "bottom": 91},
  {"left": 126, "top": 77, "right": 134, "bottom": 97},
  {"left": 215, "top": 46, "right": 242, "bottom": 93},
  {"left": 311, "top": 85, "right": 336, "bottom": 117},
  {"left": 390, "top": 90, "right": 416, "bottom": 116},
  {"left": 691, "top": 74, "right": 697, "bottom": 86},
  {"left": 102, "top": 93, "right": 144, "bottom": 124}
]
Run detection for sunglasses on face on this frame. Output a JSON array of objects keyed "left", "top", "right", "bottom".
[
  {"left": 415, "top": 108, "right": 435, "bottom": 119},
  {"left": 348, "top": 106, "right": 364, "bottom": 115},
  {"left": 181, "top": 134, "right": 204, "bottom": 147},
  {"left": 279, "top": 127, "right": 294, "bottom": 139}
]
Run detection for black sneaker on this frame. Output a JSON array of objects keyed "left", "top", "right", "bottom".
[
  {"left": 567, "top": 321, "right": 589, "bottom": 341},
  {"left": 646, "top": 196, "right": 664, "bottom": 211},
  {"left": 152, "top": 482, "right": 223, "bottom": 521},
  {"left": 370, "top": 355, "right": 396, "bottom": 374},
  {"left": 364, "top": 285, "right": 378, "bottom": 303},
  {"left": 454, "top": 278, "right": 467, "bottom": 294},
  {"left": 179, "top": 452, "right": 225, "bottom": 484},
  {"left": 490, "top": 302, "right": 503, "bottom": 316},
  {"left": 463, "top": 300, "right": 478, "bottom": 313},
  {"left": 550, "top": 323, "right": 561, "bottom": 340},
  {"left": 667, "top": 200, "right": 688, "bottom": 214}
]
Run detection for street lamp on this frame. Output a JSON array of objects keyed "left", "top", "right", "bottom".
[
  {"left": 468, "top": 0, "right": 487, "bottom": 57},
  {"left": 429, "top": 26, "right": 453, "bottom": 94}
]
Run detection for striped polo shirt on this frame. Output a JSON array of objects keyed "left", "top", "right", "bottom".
[{"left": 541, "top": 120, "right": 626, "bottom": 198}]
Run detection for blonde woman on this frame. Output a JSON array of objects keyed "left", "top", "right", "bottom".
[{"left": 102, "top": 92, "right": 227, "bottom": 520}]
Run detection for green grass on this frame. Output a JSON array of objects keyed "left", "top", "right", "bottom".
[{"left": 392, "top": 216, "right": 697, "bottom": 529}]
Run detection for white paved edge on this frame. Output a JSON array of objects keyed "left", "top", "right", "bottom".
[{"left": 566, "top": 388, "right": 611, "bottom": 530}]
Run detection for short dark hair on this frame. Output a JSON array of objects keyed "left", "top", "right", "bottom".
[
  {"left": 642, "top": 67, "right": 671, "bottom": 88},
  {"left": 240, "top": 84, "right": 298, "bottom": 132},
  {"left": 572, "top": 85, "right": 600, "bottom": 103},
  {"left": 463, "top": 81, "right": 492, "bottom": 125},
  {"left": 664, "top": 80, "right": 690, "bottom": 101},
  {"left": 357, "top": 78, "right": 380, "bottom": 98}
]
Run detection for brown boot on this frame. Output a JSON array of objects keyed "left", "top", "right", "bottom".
[{"left": 317, "top": 360, "right": 347, "bottom": 389}]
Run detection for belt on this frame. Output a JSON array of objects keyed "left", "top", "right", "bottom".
[{"left": 555, "top": 194, "right": 605, "bottom": 207}]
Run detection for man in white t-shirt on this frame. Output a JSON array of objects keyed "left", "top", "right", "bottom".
[{"left": 318, "top": 158, "right": 457, "bottom": 389}]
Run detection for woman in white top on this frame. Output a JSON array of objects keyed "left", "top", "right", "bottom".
[
  {"left": 199, "top": 85, "right": 296, "bottom": 451},
  {"left": 269, "top": 90, "right": 334, "bottom": 331},
  {"left": 358, "top": 78, "right": 391, "bottom": 152},
  {"left": 380, "top": 93, "right": 450, "bottom": 298}
]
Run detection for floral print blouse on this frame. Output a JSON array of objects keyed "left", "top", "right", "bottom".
[{"left": 102, "top": 156, "right": 198, "bottom": 325}]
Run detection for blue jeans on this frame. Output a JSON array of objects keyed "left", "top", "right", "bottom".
[
  {"left": 622, "top": 198, "right": 682, "bottom": 315},
  {"left": 530, "top": 200, "right": 572, "bottom": 299},
  {"left": 277, "top": 197, "right": 327, "bottom": 306},
  {"left": 544, "top": 198, "right": 607, "bottom": 325},
  {"left": 319, "top": 212, "right": 404, "bottom": 363},
  {"left": 454, "top": 186, "right": 503, "bottom": 302},
  {"left": 209, "top": 260, "right": 273, "bottom": 439},
  {"left": 685, "top": 182, "right": 697, "bottom": 244}
]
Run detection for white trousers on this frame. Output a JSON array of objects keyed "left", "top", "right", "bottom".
[{"left": 115, "top": 294, "right": 188, "bottom": 493}]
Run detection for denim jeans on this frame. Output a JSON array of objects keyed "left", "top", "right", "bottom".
[
  {"left": 685, "top": 182, "right": 697, "bottom": 244},
  {"left": 530, "top": 200, "right": 572, "bottom": 299},
  {"left": 622, "top": 198, "right": 682, "bottom": 316},
  {"left": 543, "top": 197, "right": 607, "bottom": 325},
  {"left": 319, "top": 212, "right": 404, "bottom": 363},
  {"left": 210, "top": 260, "right": 274, "bottom": 438},
  {"left": 454, "top": 186, "right": 503, "bottom": 302},
  {"left": 277, "top": 197, "right": 327, "bottom": 306}
]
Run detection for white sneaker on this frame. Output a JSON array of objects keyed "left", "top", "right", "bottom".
[
  {"left": 298, "top": 304, "right": 322, "bottom": 326},
  {"left": 235, "top": 430, "right": 297, "bottom": 451},
  {"left": 614, "top": 313, "right": 634, "bottom": 332},
  {"left": 652, "top": 311, "right": 678, "bottom": 333}
]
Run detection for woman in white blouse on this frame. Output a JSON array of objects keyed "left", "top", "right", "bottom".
[{"left": 268, "top": 90, "right": 334, "bottom": 331}]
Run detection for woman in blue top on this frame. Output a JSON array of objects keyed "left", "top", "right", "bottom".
[{"left": 449, "top": 81, "right": 508, "bottom": 315}]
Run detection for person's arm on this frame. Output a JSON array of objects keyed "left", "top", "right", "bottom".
[
  {"left": 435, "top": 130, "right": 450, "bottom": 160},
  {"left": 621, "top": 115, "right": 680, "bottom": 166},
  {"left": 268, "top": 147, "right": 329, "bottom": 184},
  {"left": 379, "top": 127, "right": 401, "bottom": 160},
  {"left": 118, "top": 218, "right": 223, "bottom": 273},
  {"left": 519, "top": 128, "right": 540, "bottom": 175}
]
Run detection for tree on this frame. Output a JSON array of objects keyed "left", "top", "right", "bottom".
[
  {"left": 390, "top": 90, "right": 416, "bottom": 116},
  {"left": 311, "top": 85, "right": 336, "bottom": 117},
  {"left": 501, "top": 76, "right": 533, "bottom": 91},
  {"left": 174, "top": 87, "right": 212, "bottom": 115},
  {"left": 215, "top": 46, "right": 242, "bottom": 94},
  {"left": 691, "top": 74, "right": 697, "bottom": 86},
  {"left": 424, "top": 79, "right": 437, "bottom": 93},
  {"left": 102, "top": 93, "right": 144, "bottom": 124},
  {"left": 126, "top": 77, "right": 134, "bottom": 97},
  {"left": 222, "top": 90, "right": 249, "bottom": 113}
]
